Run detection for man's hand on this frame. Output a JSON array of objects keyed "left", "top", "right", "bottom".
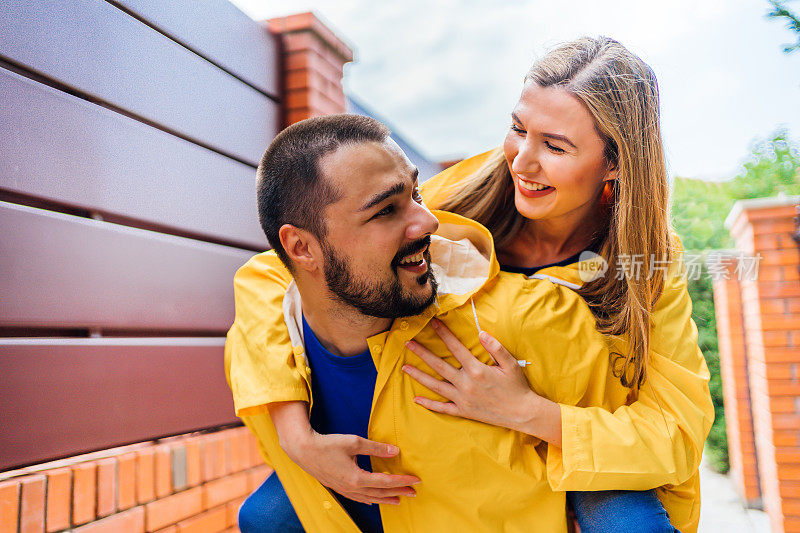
[
  {"left": 268, "top": 401, "right": 420, "bottom": 505},
  {"left": 288, "top": 431, "right": 420, "bottom": 505}
]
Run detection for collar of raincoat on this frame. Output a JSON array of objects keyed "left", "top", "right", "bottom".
[
  {"left": 281, "top": 209, "right": 503, "bottom": 351},
  {"left": 526, "top": 251, "right": 609, "bottom": 290}
]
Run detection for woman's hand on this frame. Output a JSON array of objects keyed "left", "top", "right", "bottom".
[
  {"left": 268, "top": 401, "right": 420, "bottom": 505},
  {"left": 402, "top": 319, "right": 562, "bottom": 446}
]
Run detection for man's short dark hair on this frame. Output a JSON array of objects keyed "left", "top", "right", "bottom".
[{"left": 256, "top": 114, "right": 391, "bottom": 270}]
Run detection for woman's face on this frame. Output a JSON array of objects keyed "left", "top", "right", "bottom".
[{"left": 503, "top": 82, "right": 616, "bottom": 223}]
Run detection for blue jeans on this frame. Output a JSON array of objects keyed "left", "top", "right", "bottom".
[
  {"left": 238, "top": 473, "right": 305, "bottom": 533},
  {"left": 238, "top": 473, "right": 678, "bottom": 532},
  {"left": 567, "top": 490, "right": 678, "bottom": 533}
]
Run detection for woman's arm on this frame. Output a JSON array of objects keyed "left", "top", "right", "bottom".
[
  {"left": 545, "top": 271, "right": 714, "bottom": 491},
  {"left": 226, "top": 251, "right": 307, "bottom": 414},
  {"left": 404, "top": 272, "right": 714, "bottom": 490},
  {"left": 403, "top": 320, "right": 563, "bottom": 445}
]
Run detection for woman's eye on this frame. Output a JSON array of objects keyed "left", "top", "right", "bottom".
[
  {"left": 545, "top": 141, "right": 566, "bottom": 153},
  {"left": 510, "top": 124, "right": 526, "bottom": 135},
  {"left": 412, "top": 189, "right": 423, "bottom": 203}
]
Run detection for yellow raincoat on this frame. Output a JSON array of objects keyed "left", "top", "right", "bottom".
[{"left": 224, "top": 152, "right": 714, "bottom": 533}]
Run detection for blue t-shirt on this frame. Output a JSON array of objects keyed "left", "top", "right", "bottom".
[{"left": 303, "top": 315, "right": 383, "bottom": 533}]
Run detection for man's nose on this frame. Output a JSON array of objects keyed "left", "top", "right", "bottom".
[{"left": 406, "top": 200, "right": 439, "bottom": 241}]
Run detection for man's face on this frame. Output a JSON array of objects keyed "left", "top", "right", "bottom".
[{"left": 316, "top": 139, "right": 440, "bottom": 318}]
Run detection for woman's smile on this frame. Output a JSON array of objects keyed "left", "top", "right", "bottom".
[{"left": 515, "top": 176, "right": 556, "bottom": 198}]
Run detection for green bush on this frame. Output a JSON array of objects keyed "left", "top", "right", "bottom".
[{"left": 687, "top": 272, "right": 729, "bottom": 473}]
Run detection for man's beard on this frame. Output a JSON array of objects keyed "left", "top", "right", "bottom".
[{"left": 321, "top": 237, "right": 438, "bottom": 319}]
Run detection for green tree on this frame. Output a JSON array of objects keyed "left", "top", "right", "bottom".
[
  {"left": 733, "top": 131, "right": 800, "bottom": 197},
  {"left": 670, "top": 130, "right": 800, "bottom": 473},
  {"left": 673, "top": 130, "right": 800, "bottom": 247},
  {"left": 767, "top": 0, "right": 800, "bottom": 53},
  {"left": 687, "top": 274, "right": 727, "bottom": 471}
]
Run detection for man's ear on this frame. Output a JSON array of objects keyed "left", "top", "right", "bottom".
[{"left": 278, "top": 224, "right": 320, "bottom": 272}]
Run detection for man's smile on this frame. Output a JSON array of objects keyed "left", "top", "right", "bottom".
[
  {"left": 397, "top": 245, "right": 430, "bottom": 275},
  {"left": 392, "top": 236, "right": 431, "bottom": 272},
  {"left": 398, "top": 246, "right": 427, "bottom": 267}
]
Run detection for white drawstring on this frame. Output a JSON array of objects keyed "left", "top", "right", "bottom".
[
  {"left": 470, "top": 297, "right": 482, "bottom": 335},
  {"left": 470, "top": 297, "right": 530, "bottom": 367}
]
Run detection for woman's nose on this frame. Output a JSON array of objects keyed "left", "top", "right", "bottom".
[{"left": 512, "top": 141, "right": 539, "bottom": 175}]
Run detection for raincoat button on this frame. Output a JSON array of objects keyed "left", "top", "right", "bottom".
[
  {"left": 293, "top": 346, "right": 304, "bottom": 356},
  {"left": 371, "top": 345, "right": 382, "bottom": 354},
  {"left": 399, "top": 320, "right": 409, "bottom": 330},
  {"left": 305, "top": 367, "right": 312, "bottom": 376},
  {"left": 323, "top": 500, "right": 333, "bottom": 510}
]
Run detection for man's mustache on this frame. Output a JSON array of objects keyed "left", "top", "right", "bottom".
[{"left": 391, "top": 236, "right": 432, "bottom": 267}]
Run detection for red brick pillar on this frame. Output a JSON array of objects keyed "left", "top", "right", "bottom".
[
  {"left": 267, "top": 12, "right": 354, "bottom": 127},
  {"left": 710, "top": 253, "right": 762, "bottom": 506},
  {"left": 726, "top": 196, "right": 800, "bottom": 533}
]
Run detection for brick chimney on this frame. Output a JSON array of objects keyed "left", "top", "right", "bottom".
[{"left": 267, "top": 12, "right": 354, "bottom": 127}]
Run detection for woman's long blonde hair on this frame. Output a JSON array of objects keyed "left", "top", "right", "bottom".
[{"left": 439, "top": 36, "right": 672, "bottom": 389}]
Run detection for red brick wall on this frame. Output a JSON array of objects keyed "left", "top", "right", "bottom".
[
  {"left": 719, "top": 197, "right": 800, "bottom": 533},
  {"left": 0, "top": 427, "right": 271, "bottom": 533},
  {"left": 712, "top": 255, "right": 762, "bottom": 505}
]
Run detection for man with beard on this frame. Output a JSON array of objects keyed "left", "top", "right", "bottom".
[{"left": 233, "top": 114, "right": 442, "bottom": 533}]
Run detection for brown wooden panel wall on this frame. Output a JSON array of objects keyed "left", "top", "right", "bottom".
[
  {"left": 0, "top": 201, "right": 254, "bottom": 331},
  {"left": 0, "top": 0, "right": 280, "bottom": 469},
  {"left": 0, "top": 69, "right": 267, "bottom": 250},
  {"left": 112, "top": 0, "right": 280, "bottom": 96},
  {"left": 0, "top": 0, "right": 278, "bottom": 165},
  {"left": 0, "top": 339, "right": 236, "bottom": 471}
]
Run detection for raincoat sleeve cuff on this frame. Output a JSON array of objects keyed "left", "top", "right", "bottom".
[
  {"left": 546, "top": 403, "right": 593, "bottom": 491},
  {"left": 235, "top": 386, "right": 310, "bottom": 417}
]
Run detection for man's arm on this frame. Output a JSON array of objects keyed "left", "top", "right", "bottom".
[{"left": 268, "top": 401, "right": 420, "bottom": 505}]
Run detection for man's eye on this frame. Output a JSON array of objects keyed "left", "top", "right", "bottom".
[
  {"left": 373, "top": 205, "right": 394, "bottom": 218},
  {"left": 511, "top": 124, "right": 526, "bottom": 135},
  {"left": 545, "top": 141, "right": 566, "bottom": 153}
]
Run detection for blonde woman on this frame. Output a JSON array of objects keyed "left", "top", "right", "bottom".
[{"left": 230, "top": 36, "right": 713, "bottom": 533}]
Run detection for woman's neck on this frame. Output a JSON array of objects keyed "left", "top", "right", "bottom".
[{"left": 498, "top": 198, "right": 609, "bottom": 269}]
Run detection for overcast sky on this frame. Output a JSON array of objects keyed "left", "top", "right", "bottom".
[{"left": 231, "top": 0, "right": 800, "bottom": 180}]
